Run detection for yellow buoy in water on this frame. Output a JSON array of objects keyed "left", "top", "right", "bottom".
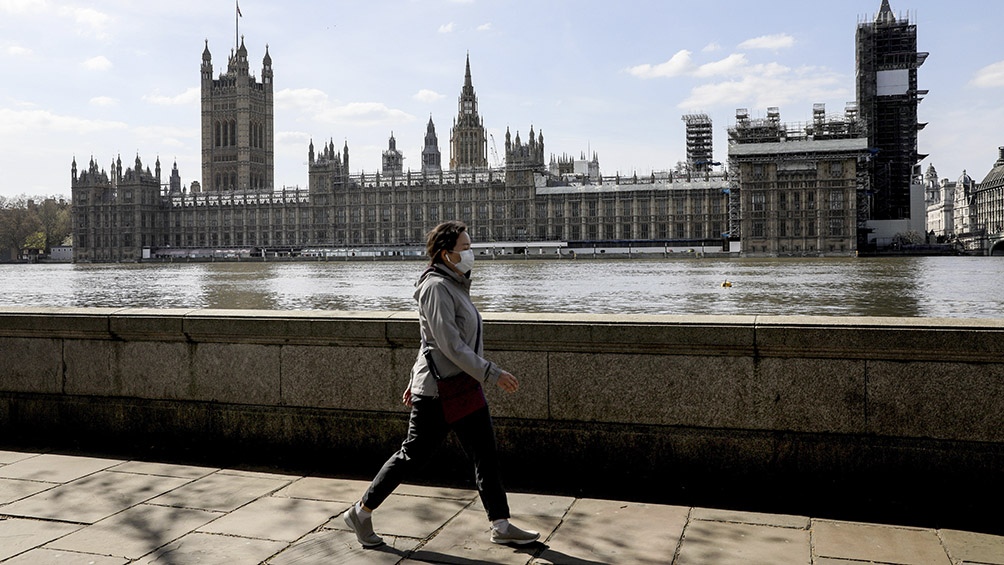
[{"left": 721, "top": 280, "right": 732, "bottom": 288}]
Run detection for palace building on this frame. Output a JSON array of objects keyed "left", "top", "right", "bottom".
[
  {"left": 76, "top": 1, "right": 956, "bottom": 262},
  {"left": 71, "top": 39, "right": 733, "bottom": 262},
  {"left": 727, "top": 104, "right": 869, "bottom": 257}
]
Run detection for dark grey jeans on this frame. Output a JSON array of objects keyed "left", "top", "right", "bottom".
[{"left": 361, "top": 395, "right": 511, "bottom": 521}]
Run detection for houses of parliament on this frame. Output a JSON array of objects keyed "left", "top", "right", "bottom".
[{"left": 72, "top": 1, "right": 940, "bottom": 262}]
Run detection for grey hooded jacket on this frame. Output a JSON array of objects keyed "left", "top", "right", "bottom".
[{"left": 409, "top": 265, "right": 503, "bottom": 397}]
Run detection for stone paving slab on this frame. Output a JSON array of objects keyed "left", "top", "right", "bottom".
[
  {"left": 941, "top": 529, "right": 1004, "bottom": 565},
  {"left": 812, "top": 520, "right": 952, "bottom": 564},
  {"left": 0, "top": 451, "right": 37, "bottom": 465},
  {"left": 0, "top": 517, "right": 82, "bottom": 561},
  {"left": 3, "top": 449, "right": 1004, "bottom": 564},
  {"left": 134, "top": 531, "right": 288, "bottom": 565},
  {"left": 676, "top": 519, "right": 811, "bottom": 565},
  {"left": 3, "top": 548, "right": 130, "bottom": 565},
  {"left": 0, "top": 453, "right": 120, "bottom": 483},
  {"left": 408, "top": 492, "right": 573, "bottom": 565},
  {"left": 108, "top": 460, "right": 219, "bottom": 479},
  {"left": 46, "top": 503, "right": 223, "bottom": 559},
  {"left": 0, "top": 477, "right": 55, "bottom": 504},
  {"left": 147, "top": 471, "right": 294, "bottom": 512},
  {"left": 1, "top": 471, "right": 192, "bottom": 523},
  {"left": 199, "top": 495, "right": 342, "bottom": 542},
  {"left": 323, "top": 492, "right": 472, "bottom": 540},
  {"left": 692, "top": 507, "right": 811, "bottom": 530},
  {"left": 274, "top": 476, "right": 370, "bottom": 503},
  {"left": 268, "top": 529, "right": 420, "bottom": 565},
  {"left": 532, "top": 498, "right": 690, "bottom": 565}
]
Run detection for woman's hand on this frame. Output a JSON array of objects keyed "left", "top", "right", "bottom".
[
  {"left": 402, "top": 387, "right": 413, "bottom": 407},
  {"left": 496, "top": 371, "right": 520, "bottom": 393}
]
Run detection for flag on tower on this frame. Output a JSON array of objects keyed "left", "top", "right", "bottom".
[{"left": 237, "top": 2, "right": 242, "bottom": 17}]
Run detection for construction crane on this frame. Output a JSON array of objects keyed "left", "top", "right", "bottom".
[{"left": 489, "top": 133, "right": 502, "bottom": 168}]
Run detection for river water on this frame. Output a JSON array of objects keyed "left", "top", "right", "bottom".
[{"left": 1, "top": 256, "right": 1002, "bottom": 318}]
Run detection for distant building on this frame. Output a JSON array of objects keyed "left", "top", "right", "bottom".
[
  {"left": 728, "top": 104, "right": 869, "bottom": 256},
  {"left": 449, "top": 55, "right": 488, "bottom": 171},
  {"left": 49, "top": 245, "right": 73, "bottom": 262},
  {"left": 201, "top": 38, "right": 274, "bottom": 192},
  {"left": 856, "top": 0, "right": 928, "bottom": 242},
  {"left": 682, "top": 114, "right": 715, "bottom": 173},
  {"left": 421, "top": 117, "right": 443, "bottom": 175},
  {"left": 951, "top": 171, "right": 979, "bottom": 252},
  {"left": 71, "top": 155, "right": 164, "bottom": 262},
  {"left": 69, "top": 36, "right": 736, "bottom": 261},
  {"left": 381, "top": 133, "right": 404, "bottom": 177},
  {"left": 924, "top": 164, "right": 956, "bottom": 240},
  {"left": 974, "top": 148, "right": 1004, "bottom": 255}
]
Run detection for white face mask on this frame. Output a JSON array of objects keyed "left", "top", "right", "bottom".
[{"left": 450, "top": 249, "right": 475, "bottom": 273}]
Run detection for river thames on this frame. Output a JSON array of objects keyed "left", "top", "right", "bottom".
[{"left": 1, "top": 256, "right": 1002, "bottom": 318}]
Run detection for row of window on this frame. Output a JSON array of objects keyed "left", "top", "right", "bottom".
[{"left": 747, "top": 218, "right": 848, "bottom": 238}]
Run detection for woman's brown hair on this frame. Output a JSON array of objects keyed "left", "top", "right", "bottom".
[{"left": 425, "top": 221, "right": 467, "bottom": 264}]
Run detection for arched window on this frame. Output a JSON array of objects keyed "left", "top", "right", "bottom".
[
  {"left": 230, "top": 121, "right": 237, "bottom": 147},
  {"left": 215, "top": 122, "right": 222, "bottom": 147}
]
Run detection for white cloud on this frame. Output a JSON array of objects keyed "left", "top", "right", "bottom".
[
  {"left": 702, "top": 42, "right": 722, "bottom": 53},
  {"left": 477, "top": 23, "right": 492, "bottom": 32},
  {"left": 275, "top": 88, "right": 332, "bottom": 113},
  {"left": 627, "top": 50, "right": 693, "bottom": 79},
  {"left": 971, "top": 61, "right": 1004, "bottom": 88},
  {"left": 58, "top": 6, "right": 113, "bottom": 39},
  {"left": 320, "top": 102, "right": 415, "bottom": 127},
  {"left": 679, "top": 66, "right": 845, "bottom": 110},
  {"left": 738, "top": 33, "right": 795, "bottom": 50},
  {"left": 5, "top": 44, "right": 32, "bottom": 57},
  {"left": 82, "top": 55, "right": 112, "bottom": 71},
  {"left": 275, "top": 89, "right": 413, "bottom": 127},
  {"left": 0, "top": 107, "right": 128, "bottom": 135},
  {"left": 0, "top": 0, "right": 49, "bottom": 15},
  {"left": 438, "top": 22, "right": 454, "bottom": 34},
  {"left": 89, "top": 96, "right": 118, "bottom": 107},
  {"left": 693, "top": 53, "right": 748, "bottom": 78},
  {"left": 413, "top": 89, "right": 444, "bottom": 103},
  {"left": 142, "top": 87, "right": 199, "bottom": 106}
]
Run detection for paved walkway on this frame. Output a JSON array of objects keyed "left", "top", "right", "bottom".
[{"left": 1, "top": 449, "right": 1002, "bottom": 564}]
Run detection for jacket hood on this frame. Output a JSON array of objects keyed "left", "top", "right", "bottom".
[{"left": 413, "top": 264, "right": 471, "bottom": 300}]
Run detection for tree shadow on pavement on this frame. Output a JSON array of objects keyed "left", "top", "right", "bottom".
[{"left": 403, "top": 541, "right": 611, "bottom": 565}]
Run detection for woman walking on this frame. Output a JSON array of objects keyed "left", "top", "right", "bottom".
[{"left": 342, "top": 221, "right": 540, "bottom": 548}]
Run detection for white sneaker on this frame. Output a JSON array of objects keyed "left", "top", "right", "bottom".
[
  {"left": 342, "top": 506, "right": 384, "bottom": 548},
  {"left": 491, "top": 522, "right": 540, "bottom": 545}
]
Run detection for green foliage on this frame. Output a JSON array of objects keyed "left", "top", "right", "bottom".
[{"left": 0, "top": 194, "right": 70, "bottom": 257}]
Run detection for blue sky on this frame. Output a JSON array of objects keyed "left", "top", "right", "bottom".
[{"left": 1, "top": 0, "right": 1002, "bottom": 198}]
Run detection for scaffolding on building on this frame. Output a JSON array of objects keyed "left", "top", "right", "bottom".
[
  {"left": 728, "top": 104, "right": 864, "bottom": 146},
  {"left": 682, "top": 114, "right": 714, "bottom": 172}
]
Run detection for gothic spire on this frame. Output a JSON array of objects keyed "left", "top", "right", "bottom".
[
  {"left": 464, "top": 52, "right": 472, "bottom": 90},
  {"left": 875, "top": 0, "right": 896, "bottom": 24}
]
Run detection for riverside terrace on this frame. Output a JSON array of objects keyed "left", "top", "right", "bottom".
[{"left": 1, "top": 307, "right": 1003, "bottom": 539}]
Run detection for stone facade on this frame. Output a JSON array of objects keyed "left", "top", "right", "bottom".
[
  {"left": 201, "top": 39, "right": 274, "bottom": 193},
  {"left": 727, "top": 105, "right": 869, "bottom": 256},
  {"left": 70, "top": 44, "right": 737, "bottom": 261}
]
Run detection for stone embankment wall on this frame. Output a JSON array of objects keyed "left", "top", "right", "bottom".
[{"left": 2, "top": 307, "right": 1003, "bottom": 510}]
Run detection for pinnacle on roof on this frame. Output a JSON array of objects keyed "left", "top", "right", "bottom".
[
  {"left": 464, "top": 52, "right": 472, "bottom": 89},
  {"left": 875, "top": 0, "right": 896, "bottom": 24}
]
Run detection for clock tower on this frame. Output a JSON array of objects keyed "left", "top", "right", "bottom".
[{"left": 449, "top": 54, "right": 488, "bottom": 170}]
